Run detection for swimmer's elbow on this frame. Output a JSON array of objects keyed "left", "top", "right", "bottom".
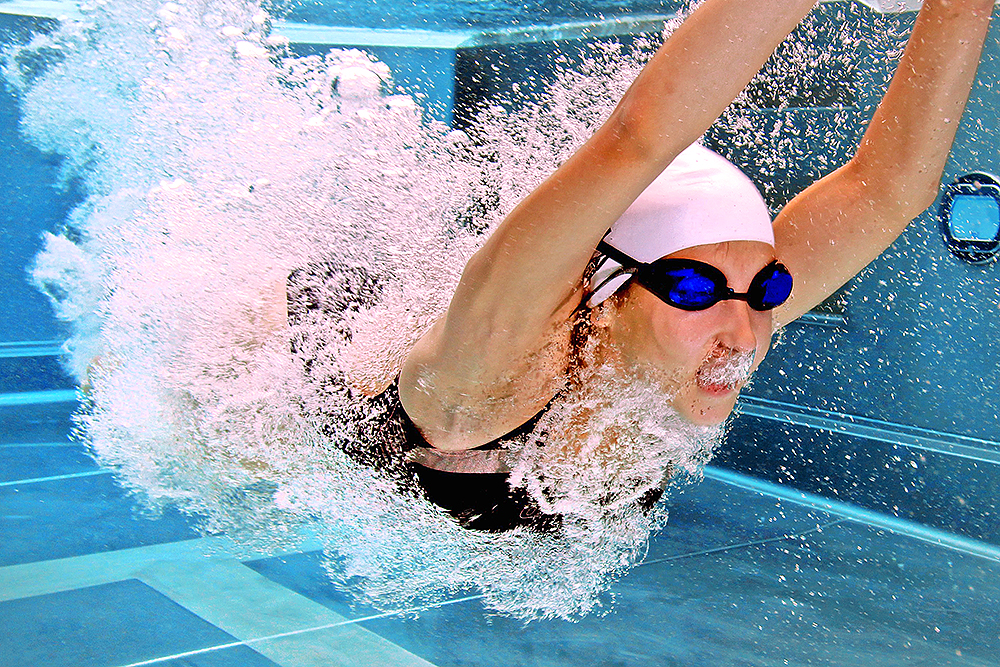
[
  {"left": 878, "top": 181, "right": 940, "bottom": 224},
  {"left": 845, "top": 158, "right": 940, "bottom": 225}
]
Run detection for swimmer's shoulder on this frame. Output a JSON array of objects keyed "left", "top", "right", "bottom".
[{"left": 399, "top": 314, "right": 574, "bottom": 452}]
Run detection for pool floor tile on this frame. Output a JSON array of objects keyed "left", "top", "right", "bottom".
[
  {"left": 645, "top": 474, "right": 836, "bottom": 562},
  {"left": 0, "top": 354, "right": 76, "bottom": 393},
  {"left": 615, "top": 534, "right": 998, "bottom": 667},
  {"left": 6, "top": 401, "right": 999, "bottom": 666},
  {"left": 341, "top": 528, "right": 998, "bottom": 667},
  {"left": 246, "top": 479, "right": 997, "bottom": 667},
  {"left": 242, "top": 475, "right": 839, "bottom": 626},
  {"left": 0, "top": 441, "right": 98, "bottom": 482},
  {"left": 0, "top": 578, "right": 280, "bottom": 667}
]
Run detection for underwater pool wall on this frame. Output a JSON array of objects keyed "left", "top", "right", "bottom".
[
  {"left": 0, "top": 10, "right": 81, "bottom": 399},
  {"left": 0, "top": 11, "right": 81, "bottom": 346},
  {"left": 279, "top": 14, "right": 675, "bottom": 126}
]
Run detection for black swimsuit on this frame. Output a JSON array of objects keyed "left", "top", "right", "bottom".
[
  {"left": 392, "top": 385, "right": 560, "bottom": 533},
  {"left": 287, "top": 260, "right": 559, "bottom": 533}
]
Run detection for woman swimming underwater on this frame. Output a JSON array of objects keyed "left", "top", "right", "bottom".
[{"left": 288, "top": 0, "right": 994, "bottom": 532}]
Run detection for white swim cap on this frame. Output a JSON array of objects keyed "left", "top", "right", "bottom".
[{"left": 586, "top": 143, "right": 774, "bottom": 307}]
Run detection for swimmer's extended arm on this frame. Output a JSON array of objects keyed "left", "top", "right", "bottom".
[
  {"left": 773, "top": 0, "right": 993, "bottom": 326},
  {"left": 402, "top": 0, "right": 818, "bottom": 449}
]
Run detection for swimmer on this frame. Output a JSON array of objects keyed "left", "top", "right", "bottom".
[{"left": 296, "top": 0, "right": 993, "bottom": 531}]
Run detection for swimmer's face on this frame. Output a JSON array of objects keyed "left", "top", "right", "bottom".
[{"left": 609, "top": 240, "right": 776, "bottom": 425}]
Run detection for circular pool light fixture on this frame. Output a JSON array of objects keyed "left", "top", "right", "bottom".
[{"left": 939, "top": 172, "right": 1000, "bottom": 264}]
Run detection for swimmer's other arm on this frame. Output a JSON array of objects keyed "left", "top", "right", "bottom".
[
  {"left": 401, "top": 0, "right": 818, "bottom": 450},
  {"left": 772, "top": 0, "right": 993, "bottom": 326}
]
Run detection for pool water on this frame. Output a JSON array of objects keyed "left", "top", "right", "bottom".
[{"left": 3, "top": 0, "right": 1000, "bottom": 665}]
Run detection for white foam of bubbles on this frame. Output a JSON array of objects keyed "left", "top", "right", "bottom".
[
  {"left": 5, "top": 0, "right": 724, "bottom": 619},
  {"left": 696, "top": 347, "right": 756, "bottom": 391}
]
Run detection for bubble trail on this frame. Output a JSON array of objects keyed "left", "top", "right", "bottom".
[{"left": 0, "top": 0, "right": 838, "bottom": 620}]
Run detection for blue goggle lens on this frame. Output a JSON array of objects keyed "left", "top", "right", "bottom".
[
  {"left": 667, "top": 268, "right": 719, "bottom": 307},
  {"left": 754, "top": 267, "right": 794, "bottom": 310}
]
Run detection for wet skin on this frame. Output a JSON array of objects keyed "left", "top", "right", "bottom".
[{"left": 605, "top": 240, "right": 776, "bottom": 426}]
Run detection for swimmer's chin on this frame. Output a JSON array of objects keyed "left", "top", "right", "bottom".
[
  {"left": 681, "top": 404, "right": 738, "bottom": 426},
  {"left": 675, "top": 386, "right": 743, "bottom": 426}
]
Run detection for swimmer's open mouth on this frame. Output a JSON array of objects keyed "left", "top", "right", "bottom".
[{"left": 695, "top": 350, "right": 755, "bottom": 394}]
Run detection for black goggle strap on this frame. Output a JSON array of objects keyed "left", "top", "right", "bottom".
[
  {"left": 595, "top": 241, "right": 710, "bottom": 306},
  {"left": 587, "top": 240, "right": 643, "bottom": 301},
  {"left": 596, "top": 240, "right": 643, "bottom": 270},
  {"left": 589, "top": 261, "right": 634, "bottom": 295}
]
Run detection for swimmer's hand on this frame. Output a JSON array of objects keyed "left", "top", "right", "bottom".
[
  {"left": 81, "top": 356, "right": 101, "bottom": 395},
  {"left": 81, "top": 355, "right": 118, "bottom": 396},
  {"left": 262, "top": 272, "right": 289, "bottom": 337}
]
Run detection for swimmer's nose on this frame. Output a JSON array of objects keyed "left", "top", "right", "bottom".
[{"left": 716, "top": 299, "right": 758, "bottom": 354}]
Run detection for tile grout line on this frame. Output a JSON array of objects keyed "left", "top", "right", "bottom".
[
  {"left": 638, "top": 519, "right": 848, "bottom": 568},
  {"left": 113, "top": 594, "right": 484, "bottom": 667},
  {"left": 0, "top": 469, "right": 109, "bottom": 487}
]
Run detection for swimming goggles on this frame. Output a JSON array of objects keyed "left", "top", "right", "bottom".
[{"left": 596, "top": 241, "right": 793, "bottom": 312}]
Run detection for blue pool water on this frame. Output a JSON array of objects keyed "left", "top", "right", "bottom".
[{"left": 3, "top": 0, "right": 1000, "bottom": 665}]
